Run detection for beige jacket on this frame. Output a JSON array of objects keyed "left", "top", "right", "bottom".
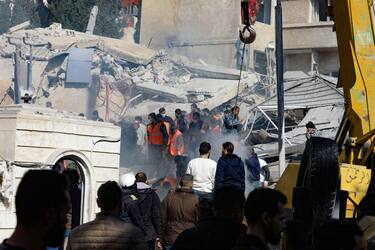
[{"left": 66, "top": 213, "right": 147, "bottom": 250}]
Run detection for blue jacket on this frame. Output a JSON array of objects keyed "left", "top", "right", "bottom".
[
  {"left": 215, "top": 154, "right": 245, "bottom": 192},
  {"left": 245, "top": 155, "right": 261, "bottom": 181}
]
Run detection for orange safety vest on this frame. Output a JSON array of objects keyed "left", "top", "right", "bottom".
[
  {"left": 147, "top": 123, "right": 163, "bottom": 145},
  {"left": 212, "top": 125, "right": 221, "bottom": 133},
  {"left": 211, "top": 114, "right": 222, "bottom": 133},
  {"left": 169, "top": 130, "right": 185, "bottom": 156}
]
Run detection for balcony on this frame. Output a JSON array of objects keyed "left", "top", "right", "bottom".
[{"left": 283, "top": 22, "right": 338, "bottom": 51}]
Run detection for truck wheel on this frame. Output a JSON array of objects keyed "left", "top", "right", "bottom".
[{"left": 295, "top": 137, "right": 339, "bottom": 228}]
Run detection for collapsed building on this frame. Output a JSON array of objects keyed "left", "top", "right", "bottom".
[
  {"left": 0, "top": 22, "right": 262, "bottom": 175},
  {"left": 0, "top": 22, "right": 257, "bottom": 123},
  {"left": 0, "top": 22, "right": 345, "bottom": 176}
]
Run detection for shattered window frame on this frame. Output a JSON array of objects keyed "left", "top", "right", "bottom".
[
  {"left": 254, "top": 50, "right": 268, "bottom": 75},
  {"left": 256, "top": 0, "right": 272, "bottom": 25}
]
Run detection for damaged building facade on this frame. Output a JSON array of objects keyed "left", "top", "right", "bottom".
[
  {"left": 0, "top": 104, "right": 121, "bottom": 239},
  {"left": 138, "top": 0, "right": 277, "bottom": 74},
  {"left": 0, "top": 22, "right": 261, "bottom": 169},
  {"left": 0, "top": 0, "right": 345, "bottom": 239},
  {"left": 282, "top": 0, "right": 339, "bottom": 76},
  {"left": 137, "top": 0, "right": 339, "bottom": 76}
]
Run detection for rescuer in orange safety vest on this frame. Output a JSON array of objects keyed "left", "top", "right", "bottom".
[
  {"left": 169, "top": 126, "right": 185, "bottom": 157},
  {"left": 210, "top": 110, "right": 223, "bottom": 134},
  {"left": 147, "top": 112, "right": 169, "bottom": 166}
]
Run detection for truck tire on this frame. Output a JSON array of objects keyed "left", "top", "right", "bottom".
[{"left": 295, "top": 137, "right": 339, "bottom": 228}]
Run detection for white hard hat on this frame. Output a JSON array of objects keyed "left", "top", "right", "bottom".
[{"left": 120, "top": 173, "right": 136, "bottom": 187}]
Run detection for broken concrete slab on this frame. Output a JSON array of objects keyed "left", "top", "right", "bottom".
[
  {"left": 184, "top": 75, "right": 256, "bottom": 110},
  {"left": 102, "top": 37, "right": 156, "bottom": 65},
  {"left": 3, "top": 24, "right": 157, "bottom": 65},
  {"left": 183, "top": 62, "right": 244, "bottom": 80},
  {"left": 135, "top": 82, "right": 188, "bottom": 102},
  {"left": 9, "top": 21, "right": 31, "bottom": 33}
]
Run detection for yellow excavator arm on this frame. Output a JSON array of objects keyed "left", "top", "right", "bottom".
[
  {"left": 333, "top": 0, "right": 375, "bottom": 167},
  {"left": 276, "top": 0, "right": 375, "bottom": 222}
]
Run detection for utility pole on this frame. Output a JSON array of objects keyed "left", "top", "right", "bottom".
[
  {"left": 23, "top": 34, "right": 49, "bottom": 94},
  {"left": 23, "top": 36, "right": 33, "bottom": 93},
  {"left": 276, "top": 0, "right": 286, "bottom": 176},
  {"left": 7, "top": 37, "right": 21, "bottom": 104}
]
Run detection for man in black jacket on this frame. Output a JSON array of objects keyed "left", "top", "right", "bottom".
[
  {"left": 232, "top": 188, "right": 287, "bottom": 250},
  {"left": 120, "top": 173, "right": 146, "bottom": 233},
  {"left": 215, "top": 142, "right": 245, "bottom": 193},
  {"left": 135, "top": 172, "right": 163, "bottom": 250},
  {"left": 172, "top": 187, "right": 246, "bottom": 250}
]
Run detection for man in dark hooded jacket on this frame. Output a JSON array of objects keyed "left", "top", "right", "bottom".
[
  {"left": 215, "top": 142, "right": 245, "bottom": 193},
  {"left": 135, "top": 172, "right": 163, "bottom": 250}
]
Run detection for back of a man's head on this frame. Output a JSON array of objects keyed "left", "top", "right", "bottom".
[
  {"left": 314, "top": 219, "right": 363, "bottom": 250},
  {"left": 283, "top": 220, "right": 310, "bottom": 250},
  {"left": 97, "top": 181, "right": 122, "bottom": 212},
  {"left": 135, "top": 172, "right": 147, "bottom": 183},
  {"left": 199, "top": 142, "right": 211, "bottom": 155},
  {"left": 245, "top": 188, "right": 287, "bottom": 225},
  {"left": 15, "top": 170, "right": 68, "bottom": 226},
  {"left": 222, "top": 142, "right": 234, "bottom": 154},
  {"left": 180, "top": 174, "right": 194, "bottom": 188},
  {"left": 213, "top": 187, "right": 245, "bottom": 222},
  {"left": 305, "top": 121, "right": 315, "bottom": 129}
]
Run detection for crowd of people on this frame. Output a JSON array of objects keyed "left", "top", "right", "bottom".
[
  {"left": 1, "top": 115, "right": 374, "bottom": 250},
  {"left": 126, "top": 104, "right": 244, "bottom": 178},
  {"left": 1, "top": 165, "right": 372, "bottom": 250}
]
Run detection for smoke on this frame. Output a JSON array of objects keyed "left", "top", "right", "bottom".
[
  {"left": 119, "top": 125, "right": 251, "bottom": 185},
  {"left": 203, "top": 132, "right": 249, "bottom": 162}
]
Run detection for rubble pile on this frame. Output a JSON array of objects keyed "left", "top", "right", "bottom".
[{"left": 0, "top": 23, "right": 258, "bottom": 122}]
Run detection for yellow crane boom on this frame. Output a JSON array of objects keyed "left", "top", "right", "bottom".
[{"left": 333, "top": 0, "right": 375, "bottom": 168}]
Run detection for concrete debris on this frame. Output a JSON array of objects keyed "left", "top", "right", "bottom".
[
  {"left": 0, "top": 161, "right": 12, "bottom": 209},
  {"left": 86, "top": 6, "right": 99, "bottom": 35},
  {"left": 0, "top": 23, "right": 156, "bottom": 65},
  {"left": 136, "top": 82, "right": 188, "bottom": 103},
  {"left": 0, "top": 23, "right": 259, "bottom": 122},
  {"left": 8, "top": 21, "right": 31, "bottom": 34},
  {"left": 247, "top": 74, "right": 344, "bottom": 162},
  {"left": 183, "top": 61, "right": 247, "bottom": 80}
]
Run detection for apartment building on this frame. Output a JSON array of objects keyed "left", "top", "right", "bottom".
[
  {"left": 282, "top": 0, "right": 339, "bottom": 76},
  {"left": 135, "top": 0, "right": 338, "bottom": 76},
  {"left": 137, "top": 0, "right": 276, "bottom": 71}
]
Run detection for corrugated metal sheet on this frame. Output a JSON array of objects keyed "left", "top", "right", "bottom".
[{"left": 258, "top": 74, "right": 344, "bottom": 111}]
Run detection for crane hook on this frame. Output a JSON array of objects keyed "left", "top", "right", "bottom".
[{"left": 239, "top": 25, "right": 256, "bottom": 44}]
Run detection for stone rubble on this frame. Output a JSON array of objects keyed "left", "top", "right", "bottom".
[{"left": 0, "top": 23, "right": 260, "bottom": 122}]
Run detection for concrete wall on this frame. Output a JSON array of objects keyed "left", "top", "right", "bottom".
[
  {"left": 283, "top": 22, "right": 337, "bottom": 50},
  {"left": 282, "top": 0, "right": 339, "bottom": 76},
  {"left": 249, "top": 1, "right": 276, "bottom": 71},
  {"left": 0, "top": 105, "right": 121, "bottom": 241},
  {"left": 282, "top": 0, "right": 310, "bottom": 24},
  {"left": 140, "top": 0, "right": 279, "bottom": 69},
  {"left": 285, "top": 52, "right": 312, "bottom": 73},
  {"left": 316, "top": 49, "right": 339, "bottom": 74},
  {"left": 139, "top": 0, "right": 177, "bottom": 48},
  {"left": 140, "top": 0, "right": 242, "bottom": 68}
]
